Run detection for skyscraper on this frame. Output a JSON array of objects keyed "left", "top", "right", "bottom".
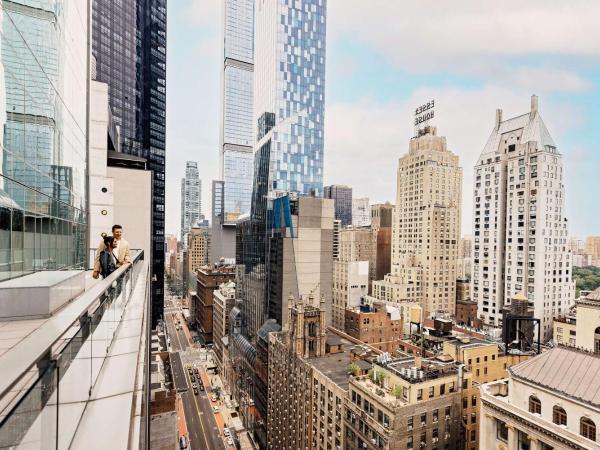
[
  {"left": 0, "top": 0, "right": 89, "bottom": 281},
  {"left": 253, "top": 0, "right": 327, "bottom": 195},
  {"left": 324, "top": 184, "right": 353, "bottom": 226},
  {"left": 372, "top": 126, "right": 462, "bottom": 316},
  {"left": 92, "top": 0, "right": 167, "bottom": 325},
  {"left": 180, "top": 161, "right": 201, "bottom": 246},
  {"left": 220, "top": 0, "right": 255, "bottom": 217},
  {"left": 472, "top": 96, "right": 574, "bottom": 339},
  {"left": 352, "top": 197, "right": 371, "bottom": 227}
]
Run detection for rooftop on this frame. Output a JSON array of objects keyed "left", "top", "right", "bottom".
[
  {"left": 309, "top": 350, "right": 353, "bottom": 390},
  {"left": 509, "top": 346, "right": 600, "bottom": 406}
]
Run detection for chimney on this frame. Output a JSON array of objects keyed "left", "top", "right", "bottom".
[
  {"left": 530, "top": 94, "right": 538, "bottom": 117},
  {"left": 495, "top": 109, "right": 502, "bottom": 130}
]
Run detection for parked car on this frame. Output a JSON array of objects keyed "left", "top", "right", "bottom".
[
  {"left": 179, "top": 436, "right": 188, "bottom": 449},
  {"left": 223, "top": 428, "right": 230, "bottom": 437},
  {"left": 227, "top": 437, "right": 234, "bottom": 446},
  {"left": 211, "top": 395, "right": 217, "bottom": 402},
  {"left": 213, "top": 406, "right": 219, "bottom": 413},
  {"left": 193, "top": 388, "right": 198, "bottom": 395},
  {"left": 199, "top": 385, "right": 204, "bottom": 391}
]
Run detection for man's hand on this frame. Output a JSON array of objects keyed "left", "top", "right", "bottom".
[{"left": 92, "top": 271, "right": 99, "bottom": 279}]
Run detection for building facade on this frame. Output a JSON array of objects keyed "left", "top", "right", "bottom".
[
  {"left": 553, "top": 286, "right": 600, "bottom": 352},
  {"left": 92, "top": 0, "right": 167, "bottom": 326},
  {"left": 213, "top": 281, "right": 236, "bottom": 374},
  {"left": 253, "top": 0, "right": 327, "bottom": 196},
  {"left": 352, "top": 197, "right": 371, "bottom": 228},
  {"left": 472, "top": 96, "right": 575, "bottom": 339},
  {"left": 371, "top": 203, "right": 394, "bottom": 281},
  {"left": 333, "top": 260, "right": 369, "bottom": 330},
  {"left": 325, "top": 184, "right": 353, "bottom": 226},
  {"left": 267, "top": 295, "right": 351, "bottom": 450},
  {"left": 345, "top": 356, "right": 476, "bottom": 450},
  {"left": 0, "top": 0, "right": 89, "bottom": 282},
  {"left": 181, "top": 161, "right": 202, "bottom": 247},
  {"left": 374, "top": 126, "right": 462, "bottom": 317},
  {"left": 586, "top": 236, "right": 600, "bottom": 267},
  {"left": 194, "top": 265, "right": 235, "bottom": 342},
  {"left": 480, "top": 346, "right": 600, "bottom": 450},
  {"left": 187, "top": 226, "right": 209, "bottom": 273},
  {"left": 344, "top": 302, "right": 403, "bottom": 352}
]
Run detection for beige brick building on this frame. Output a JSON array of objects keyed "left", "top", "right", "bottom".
[
  {"left": 373, "top": 126, "right": 462, "bottom": 317},
  {"left": 187, "top": 226, "right": 209, "bottom": 272}
]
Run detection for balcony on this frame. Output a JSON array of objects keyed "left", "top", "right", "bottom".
[{"left": 0, "top": 251, "right": 150, "bottom": 449}]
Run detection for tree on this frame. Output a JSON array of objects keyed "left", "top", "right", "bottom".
[
  {"left": 392, "top": 385, "right": 403, "bottom": 398},
  {"left": 348, "top": 363, "right": 360, "bottom": 376}
]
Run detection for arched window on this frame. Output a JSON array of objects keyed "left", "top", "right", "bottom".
[
  {"left": 553, "top": 406, "right": 567, "bottom": 426},
  {"left": 528, "top": 396, "right": 541, "bottom": 414},
  {"left": 594, "top": 327, "right": 600, "bottom": 355},
  {"left": 581, "top": 417, "right": 596, "bottom": 441}
]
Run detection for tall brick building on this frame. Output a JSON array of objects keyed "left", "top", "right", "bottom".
[{"left": 194, "top": 265, "right": 235, "bottom": 343}]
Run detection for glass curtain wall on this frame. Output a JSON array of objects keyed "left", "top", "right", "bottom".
[{"left": 0, "top": 0, "right": 88, "bottom": 281}]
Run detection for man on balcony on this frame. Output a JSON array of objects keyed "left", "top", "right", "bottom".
[{"left": 92, "top": 224, "right": 131, "bottom": 279}]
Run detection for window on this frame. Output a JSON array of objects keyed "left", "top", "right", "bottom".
[
  {"left": 433, "top": 409, "right": 439, "bottom": 422},
  {"left": 429, "top": 386, "right": 435, "bottom": 398},
  {"left": 496, "top": 420, "right": 508, "bottom": 442},
  {"left": 528, "top": 396, "right": 541, "bottom": 414},
  {"left": 553, "top": 406, "right": 567, "bottom": 426},
  {"left": 581, "top": 417, "right": 596, "bottom": 441},
  {"left": 407, "top": 416, "right": 414, "bottom": 430},
  {"left": 417, "top": 389, "right": 423, "bottom": 400},
  {"left": 421, "top": 413, "right": 427, "bottom": 426}
]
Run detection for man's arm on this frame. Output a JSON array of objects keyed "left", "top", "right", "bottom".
[
  {"left": 93, "top": 240, "right": 105, "bottom": 277},
  {"left": 122, "top": 241, "right": 131, "bottom": 264}
]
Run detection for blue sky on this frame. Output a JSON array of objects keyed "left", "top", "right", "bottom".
[{"left": 166, "top": 0, "right": 600, "bottom": 239}]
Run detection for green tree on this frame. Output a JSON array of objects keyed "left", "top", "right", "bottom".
[{"left": 348, "top": 363, "right": 360, "bottom": 376}]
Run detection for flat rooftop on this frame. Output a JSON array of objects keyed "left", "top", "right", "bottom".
[{"left": 309, "top": 335, "right": 356, "bottom": 390}]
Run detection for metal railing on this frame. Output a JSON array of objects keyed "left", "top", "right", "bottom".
[{"left": 0, "top": 250, "right": 147, "bottom": 449}]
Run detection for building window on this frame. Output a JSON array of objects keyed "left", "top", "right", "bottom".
[
  {"left": 417, "top": 389, "right": 423, "bottom": 400},
  {"left": 528, "top": 396, "right": 541, "bottom": 414},
  {"left": 581, "top": 417, "right": 596, "bottom": 441},
  {"left": 517, "top": 430, "right": 530, "bottom": 450},
  {"left": 496, "top": 420, "right": 508, "bottom": 442},
  {"left": 552, "top": 406, "right": 567, "bottom": 426}
]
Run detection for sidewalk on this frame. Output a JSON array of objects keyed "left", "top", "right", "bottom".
[{"left": 199, "top": 367, "right": 234, "bottom": 450}]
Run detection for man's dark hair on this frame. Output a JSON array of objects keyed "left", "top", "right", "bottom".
[
  {"left": 112, "top": 224, "right": 122, "bottom": 232},
  {"left": 103, "top": 235, "right": 115, "bottom": 248}
]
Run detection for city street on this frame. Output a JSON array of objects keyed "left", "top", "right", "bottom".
[{"left": 165, "top": 296, "right": 226, "bottom": 450}]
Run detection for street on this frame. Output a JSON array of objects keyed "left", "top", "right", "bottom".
[{"left": 164, "top": 296, "right": 226, "bottom": 450}]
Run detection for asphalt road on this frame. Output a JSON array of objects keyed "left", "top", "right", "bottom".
[{"left": 165, "top": 298, "right": 225, "bottom": 450}]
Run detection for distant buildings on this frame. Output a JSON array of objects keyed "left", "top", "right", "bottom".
[
  {"left": 325, "top": 184, "right": 353, "bottom": 226},
  {"left": 332, "top": 260, "right": 369, "bottom": 329},
  {"left": 213, "top": 281, "right": 236, "bottom": 376},
  {"left": 472, "top": 96, "right": 575, "bottom": 340},
  {"left": 480, "top": 346, "right": 600, "bottom": 449},
  {"left": 586, "top": 236, "right": 600, "bottom": 266},
  {"left": 352, "top": 197, "right": 371, "bottom": 227},
  {"left": 181, "top": 161, "right": 202, "bottom": 247},
  {"left": 187, "top": 226, "right": 210, "bottom": 273},
  {"left": 373, "top": 125, "right": 462, "bottom": 317}
]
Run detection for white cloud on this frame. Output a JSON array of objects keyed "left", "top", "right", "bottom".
[
  {"left": 328, "top": 0, "right": 599, "bottom": 91},
  {"left": 324, "top": 86, "right": 584, "bottom": 235}
]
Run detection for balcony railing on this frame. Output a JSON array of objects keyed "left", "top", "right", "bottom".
[{"left": 0, "top": 250, "right": 149, "bottom": 449}]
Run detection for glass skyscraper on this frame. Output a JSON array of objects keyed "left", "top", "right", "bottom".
[
  {"left": 92, "top": 0, "right": 167, "bottom": 326},
  {"left": 254, "top": 0, "right": 327, "bottom": 196},
  {"left": 220, "top": 0, "right": 254, "bottom": 218},
  {"left": 0, "top": 1, "right": 89, "bottom": 281}
]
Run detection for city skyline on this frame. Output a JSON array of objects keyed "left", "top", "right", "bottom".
[{"left": 166, "top": 0, "right": 600, "bottom": 239}]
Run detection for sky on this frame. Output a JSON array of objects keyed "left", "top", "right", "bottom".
[{"left": 166, "top": 0, "right": 600, "bottom": 239}]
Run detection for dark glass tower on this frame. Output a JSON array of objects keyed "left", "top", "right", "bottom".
[{"left": 92, "top": 0, "right": 166, "bottom": 326}]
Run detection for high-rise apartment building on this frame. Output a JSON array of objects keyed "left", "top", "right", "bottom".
[
  {"left": 0, "top": 0, "right": 89, "bottom": 282},
  {"left": 253, "top": 0, "right": 327, "bottom": 196},
  {"left": 325, "top": 184, "right": 353, "bottom": 226},
  {"left": 187, "top": 226, "right": 209, "bottom": 273},
  {"left": 472, "top": 96, "right": 574, "bottom": 339},
  {"left": 352, "top": 197, "right": 371, "bottom": 227},
  {"left": 193, "top": 265, "right": 235, "bottom": 343},
  {"left": 92, "top": 0, "right": 167, "bottom": 326},
  {"left": 180, "top": 161, "right": 202, "bottom": 246},
  {"left": 373, "top": 126, "right": 462, "bottom": 317}
]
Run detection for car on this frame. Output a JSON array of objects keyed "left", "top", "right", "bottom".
[
  {"left": 179, "top": 436, "right": 188, "bottom": 449},
  {"left": 223, "top": 428, "right": 230, "bottom": 437},
  {"left": 193, "top": 368, "right": 199, "bottom": 375},
  {"left": 211, "top": 395, "right": 217, "bottom": 402},
  {"left": 192, "top": 383, "right": 197, "bottom": 389},
  {"left": 213, "top": 406, "right": 219, "bottom": 413},
  {"left": 227, "top": 437, "right": 234, "bottom": 446},
  {"left": 193, "top": 388, "right": 198, "bottom": 395},
  {"left": 199, "top": 385, "right": 204, "bottom": 391}
]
